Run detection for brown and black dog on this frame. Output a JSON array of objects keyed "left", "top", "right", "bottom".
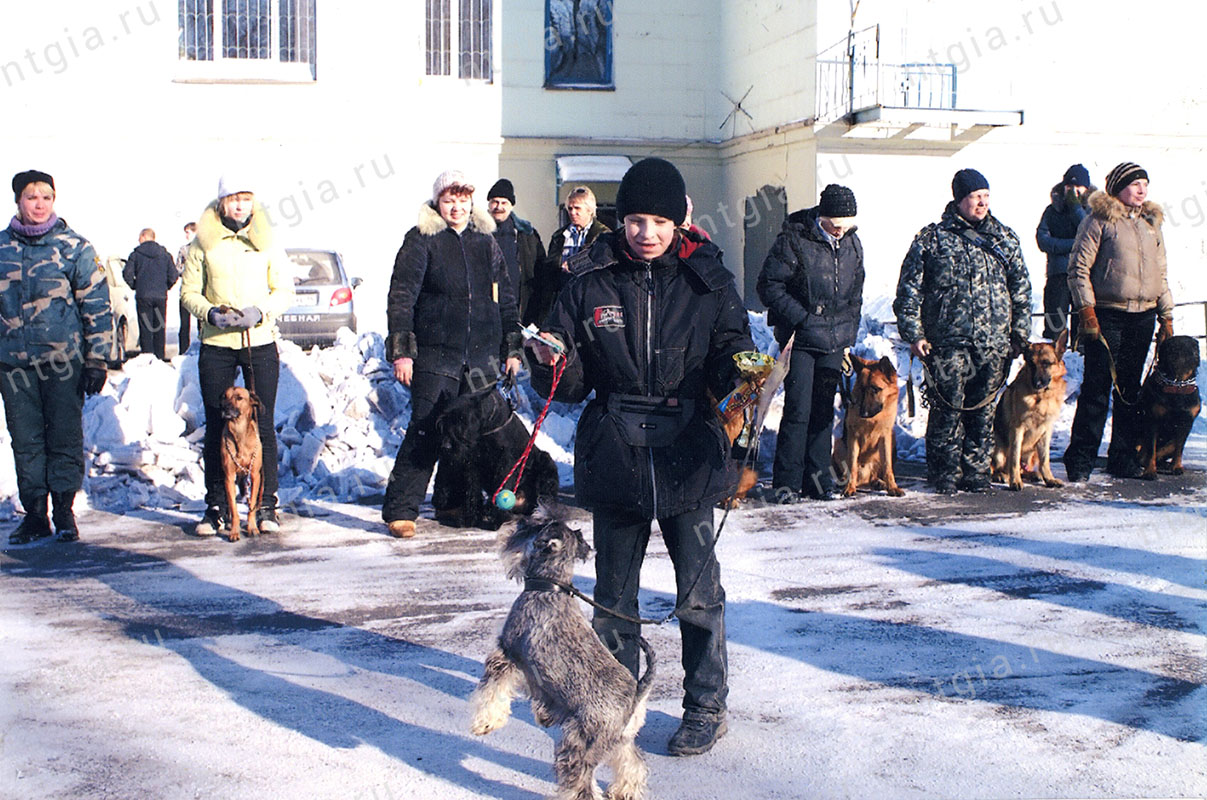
[
  {"left": 833, "top": 355, "right": 904, "bottom": 497},
  {"left": 220, "top": 386, "right": 263, "bottom": 542},
  {"left": 1137, "top": 334, "right": 1201, "bottom": 479},
  {"left": 991, "top": 330, "right": 1068, "bottom": 490}
]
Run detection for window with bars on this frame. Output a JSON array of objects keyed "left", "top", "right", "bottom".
[
  {"left": 179, "top": 0, "right": 316, "bottom": 80},
  {"left": 425, "top": 0, "right": 492, "bottom": 81}
]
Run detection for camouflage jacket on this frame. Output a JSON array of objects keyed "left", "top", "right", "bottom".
[
  {"left": 894, "top": 203, "right": 1031, "bottom": 352},
  {"left": 0, "top": 217, "right": 112, "bottom": 368}
]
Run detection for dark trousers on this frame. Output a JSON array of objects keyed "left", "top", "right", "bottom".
[
  {"left": 198, "top": 343, "right": 280, "bottom": 509},
  {"left": 179, "top": 300, "right": 195, "bottom": 353},
  {"left": 382, "top": 370, "right": 474, "bottom": 523},
  {"left": 925, "top": 346, "right": 1008, "bottom": 484},
  {"left": 592, "top": 504, "right": 728, "bottom": 718},
  {"left": 0, "top": 355, "right": 85, "bottom": 504},
  {"left": 136, "top": 297, "right": 168, "bottom": 360},
  {"left": 772, "top": 348, "right": 843, "bottom": 495},
  {"left": 1042, "top": 273, "right": 1073, "bottom": 341},
  {"left": 1064, "top": 307, "right": 1156, "bottom": 475}
]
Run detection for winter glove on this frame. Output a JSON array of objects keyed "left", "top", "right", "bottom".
[
  {"left": 233, "top": 306, "right": 263, "bottom": 330},
  {"left": 1156, "top": 317, "right": 1174, "bottom": 346},
  {"left": 208, "top": 305, "right": 244, "bottom": 329},
  {"left": 1010, "top": 333, "right": 1029, "bottom": 359},
  {"left": 82, "top": 365, "right": 107, "bottom": 396},
  {"left": 1077, "top": 307, "right": 1100, "bottom": 343}
]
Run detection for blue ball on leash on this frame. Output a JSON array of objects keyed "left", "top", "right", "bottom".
[{"left": 495, "top": 490, "right": 517, "bottom": 510}]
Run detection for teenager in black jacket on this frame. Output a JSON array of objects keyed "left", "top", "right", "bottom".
[{"left": 528, "top": 158, "right": 753, "bottom": 757}]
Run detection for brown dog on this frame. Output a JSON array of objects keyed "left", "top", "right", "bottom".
[
  {"left": 1137, "top": 334, "right": 1201, "bottom": 479},
  {"left": 220, "top": 386, "right": 263, "bottom": 542},
  {"left": 833, "top": 355, "right": 904, "bottom": 497},
  {"left": 991, "top": 330, "right": 1068, "bottom": 490}
]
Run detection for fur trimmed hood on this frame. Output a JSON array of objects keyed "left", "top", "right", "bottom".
[
  {"left": 196, "top": 200, "right": 274, "bottom": 253},
  {"left": 416, "top": 202, "right": 496, "bottom": 237},
  {"left": 1087, "top": 190, "right": 1164, "bottom": 228}
]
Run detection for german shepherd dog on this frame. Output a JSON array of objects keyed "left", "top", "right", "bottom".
[
  {"left": 219, "top": 386, "right": 264, "bottom": 542},
  {"left": 1137, "top": 334, "right": 1201, "bottom": 479},
  {"left": 833, "top": 355, "right": 904, "bottom": 497},
  {"left": 991, "top": 330, "right": 1068, "bottom": 490}
]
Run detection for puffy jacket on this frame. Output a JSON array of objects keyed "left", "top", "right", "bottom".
[
  {"left": 1036, "top": 188, "right": 1090, "bottom": 277},
  {"left": 0, "top": 217, "right": 112, "bottom": 368},
  {"left": 1067, "top": 190, "right": 1172, "bottom": 317},
  {"left": 386, "top": 203, "right": 521, "bottom": 379},
  {"left": 123, "top": 240, "right": 179, "bottom": 300},
  {"left": 492, "top": 213, "right": 544, "bottom": 324},
  {"left": 756, "top": 206, "right": 864, "bottom": 353},
  {"left": 894, "top": 203, "right": 1032, "bottom": 352},
  {"left": 180, "top": 201, "right": 295, "bottom": 349},
  {"left": 530, "top": 230, "right": 754, "bottom": 518}
]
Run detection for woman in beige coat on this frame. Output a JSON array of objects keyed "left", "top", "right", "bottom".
[
  {"left": 1063, "top": 162, "right": 1174, "bottom": 481},
  {"left": 181, "top": 176, "right": 294, "bottom": 534}
]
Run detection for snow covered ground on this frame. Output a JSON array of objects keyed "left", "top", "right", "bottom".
[{"left": 1, "top": 314, "right": 1204, "bottom": 799}]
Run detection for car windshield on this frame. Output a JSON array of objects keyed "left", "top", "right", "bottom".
[{"left": 287, "top": 251, "right": 340, "bottom": 286}]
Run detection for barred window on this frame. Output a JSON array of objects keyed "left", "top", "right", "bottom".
[
  {"left": 426, "top": 0, "right": 492, "bottom": 81},
  {"left": 179, "top": 0, "right": 316, "bottom": 80}
]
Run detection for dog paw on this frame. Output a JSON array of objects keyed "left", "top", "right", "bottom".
[
  {"left": 842, "top": 485, "right": 857, "bottom": 498},
  {"left": 228, "top": 531, "right": 241, "bottom": 542},
  {"left": 1007, "top": 481, "right": 1023, "bottom": 491},
  {"left": 1044, "top": 478, "right": 1063, "bottom": 488},
  {"left": 1141, "top": 471, "right": 1158, "bottom": 481},
  {"left": 470, "top": 717, "right": 501, "bottom": 736},
  {"left": 1172, "top": 466, "right": 1185, "bottom": 476},
  {"left": 887, "top": 486, "right": 905, "bottom": 497}
]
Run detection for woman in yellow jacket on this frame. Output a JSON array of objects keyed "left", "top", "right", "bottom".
[{"left": 181, "top": 176, "right": 294, "bottom": 535}]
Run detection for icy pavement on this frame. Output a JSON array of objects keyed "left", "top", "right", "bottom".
[{"left": 2, "top": 464, "right": 1204, "bottom": 800}]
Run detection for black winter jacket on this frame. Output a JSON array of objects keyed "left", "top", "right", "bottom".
[
  {"left": 529, "top": 218, "right": 611, "bottom": 325},
  {"left": 531, "top": 231, "right": 754, "bottom": 518},
  {"left": 492, "top": 214, "right": 544, "bottom": 324},
  {"left": 123, "top": 240, "right": 179, "bottom": 300},
  {"left": 756, "top": 207, "right": 864, "bottom": 353},
  {"left": 386, "top": 204, "right": 521, "bottom": 379}
]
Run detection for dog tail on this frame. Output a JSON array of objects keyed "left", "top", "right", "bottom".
[{"left": 635, "top": 636, "right": 656, "bottom": 702}]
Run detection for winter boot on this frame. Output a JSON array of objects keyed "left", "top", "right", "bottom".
[
  {"left": 667, "top": 713, "right": 728, "bottom": 756},
  {"left": 9, "top": 495, "right": 51, "bottom": 545},
  {"left": 51, "top": 490, "right": 80, "bottom": 542}
]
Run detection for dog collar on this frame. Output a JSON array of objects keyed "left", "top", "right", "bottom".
[
  {"left": 523, "top": 577, "right": 574, "bottom": 595},
  {"left": 1153, "top": 370, "right": 1199, "bottom": 395}
]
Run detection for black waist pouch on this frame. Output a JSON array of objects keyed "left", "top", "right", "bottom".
[{"left": 606, "top": 393, "right": 697, "bottom": 448}]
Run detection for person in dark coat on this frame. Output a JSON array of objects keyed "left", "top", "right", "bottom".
[
  {"left": 123, "top": 228, "right": 178, "bottom": 360},
  {"left": 382, "top": 170, "right": 522, "bottom": 539},
  {"left": 1036, "top": 164, "right": 1091, "bottom": 340},
  {"left": 529, "top": 185, "right": 610, "bottom": 324},
  {"left": 486, "top": 178, "right": 545, "bottom": 324},
  {"left": 757, "top": 184, "right": 864, "bottom": 501},
  {"left": 894, "top": 169, "right": 1032, "bottom": 494},
  {"left": 527, "top": 158, "right": 754, "bottom": 757}
]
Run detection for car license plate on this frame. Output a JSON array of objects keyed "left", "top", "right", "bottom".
[{"left": 295, "top": 292, "right": 319, "bottom": 307}]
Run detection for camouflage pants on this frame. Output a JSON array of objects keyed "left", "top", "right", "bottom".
[
  {"left": 0, "top": 356, "right": 85, "bottom": 504},
  {"left": 924, "top": 347, "right": 1007, "bottom": 485}
]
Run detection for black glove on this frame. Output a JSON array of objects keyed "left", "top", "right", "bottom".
[
  {"left": 82, "top": 365, "right": 107, "bottom": 396},
  {"left": 208, "top": 306, "right": 243, "bottom": 328},
  {"left": 1010, "top": 334, "right": 1029, "bottom": 359},
  {"left": 234, "top": 306, "right": 262, "bottom": 329}
]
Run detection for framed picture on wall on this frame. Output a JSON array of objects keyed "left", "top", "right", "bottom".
[{"left": 544, "top": 0, "right": 613, "bottom": 89}]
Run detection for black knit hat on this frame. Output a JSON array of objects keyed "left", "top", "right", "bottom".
[
  {"left": 818, "top": 184, "right": 857, "bottom": 218},
  {"left": 487, "top": 178, "right": 516, "bottom": 205},
  {"left": 1105, "top": 162, "right": 1148, "bottom": 197},
  {"left": 952, "top": 168, "right": 989, "bottom": 200},
  {"left": 1062, "top": 163, "right": 1091, "bottom": 188},
  {"left": 615, "top": 158, "right": 687, "bottom": 225},
  {"left": 12, "top": 169, "right": 54, "bottom": 202}
]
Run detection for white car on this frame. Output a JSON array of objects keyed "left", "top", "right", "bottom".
[{"left": 98, "top": 257, "right": 139, "bottom": 368}]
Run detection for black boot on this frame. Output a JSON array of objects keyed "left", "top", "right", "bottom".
[
  {"left": 9, "top": 495, "right": 51, "bottom": 545},
  {"left": 51, "top": 491, "right": 80, "bottom": 542}
]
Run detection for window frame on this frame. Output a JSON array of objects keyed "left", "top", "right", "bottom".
[
  {"left": 424, "top": 0, "right": 493, "bottom": 83},
  {"left": 176, "top": 0, "right": 317, "bottom": 84}
]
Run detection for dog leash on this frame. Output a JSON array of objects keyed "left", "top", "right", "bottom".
[
  {"left": 241, "top": 329, "right": 258, "bottom": 397},
  {"left": 492, "top": 358, "right": 566, "bottom": 508},
  {"left": 1079, "top": 333, "right": 1153, "bottom": 408},
  {"left": 916, "top": 354, "right": 1010, "bottom": 412}
]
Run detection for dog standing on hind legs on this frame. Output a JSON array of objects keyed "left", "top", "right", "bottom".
[
  {"left": 219, "top": 386, "right": 263, "bottom": 542},
  {"left": 991, "top": 329, "right": 1068, "bottom": 490},
  {"left": 471, "top": 517, "right": 655, "bottom": 800}
]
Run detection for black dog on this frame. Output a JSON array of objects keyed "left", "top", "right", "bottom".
[
  {"left": 1137, "top": 335, "right": 1201, "bottom": 479},
  {"left": 432, "top": 388, "right": 561, "bottom": 529}
]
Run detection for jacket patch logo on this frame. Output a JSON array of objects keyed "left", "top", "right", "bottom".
[{"left": 593, "top": 305, "right": 624, "bottom": 329}]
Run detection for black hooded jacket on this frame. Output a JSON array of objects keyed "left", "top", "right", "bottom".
[
  {"left": 531, "top": 230, "right": 754, "bottom": 518},
  {"left": 123, "top": 240, "right": 179, "bottom": 301}
]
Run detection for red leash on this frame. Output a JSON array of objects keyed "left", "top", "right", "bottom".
[{"left": 493, "top": 358, "right": 566, "bottom": 507}]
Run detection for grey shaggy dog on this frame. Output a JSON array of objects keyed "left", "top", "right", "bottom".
[{"left": 470, "top": 516, "right": 656, "bottom": 800}]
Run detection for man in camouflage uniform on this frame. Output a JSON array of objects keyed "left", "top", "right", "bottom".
[
  {"left": 894, "top": 169, "right": 1032, "bottom": 494},
  {"left": 0, "top": 170, "right": 112, "bottom": 543}
]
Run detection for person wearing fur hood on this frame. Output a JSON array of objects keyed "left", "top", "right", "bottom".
[
  {"left": 180, "top": 175, "right": 295, "bottom": 535},
  {"left": 381, "top": 170, "right": 522, "bottom": 539},
  {"left": 1063, "top": 162, "right": 1174, "bottom": 482}
]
